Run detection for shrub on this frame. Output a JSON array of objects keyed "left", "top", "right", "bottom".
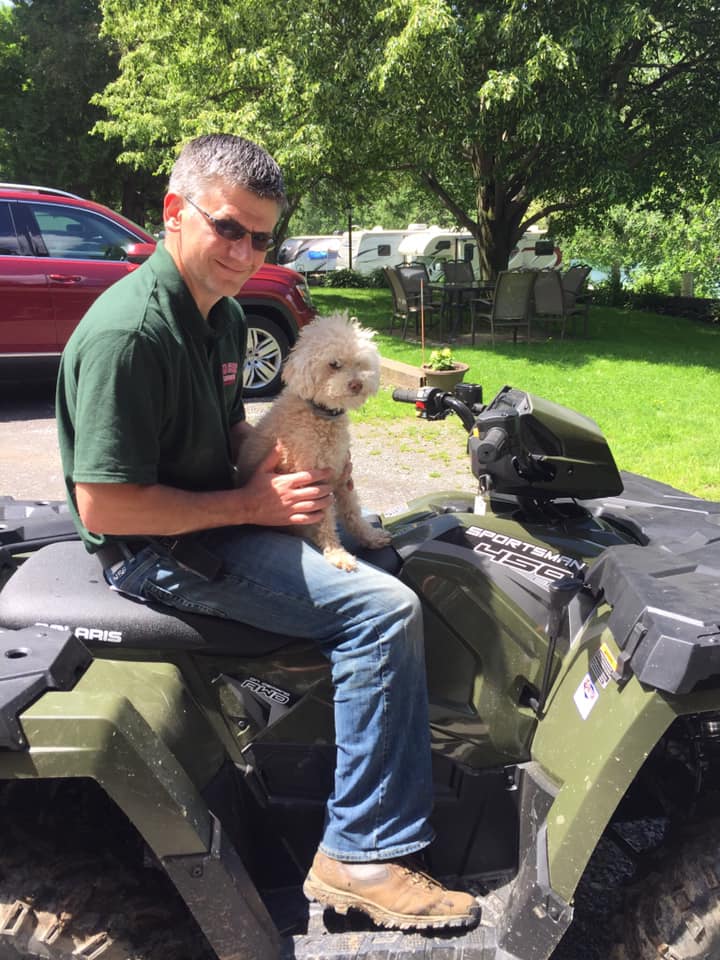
[
  {"left": 626, "top": 292, "right": 720, "bottom": 323},
  {"left": 320, "top": 268, "right": 388, "bottom": 289}
]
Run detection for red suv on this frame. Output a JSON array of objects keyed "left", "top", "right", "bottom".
[{"left": 0, "top": 184, "right": 317, "bottom": 397}]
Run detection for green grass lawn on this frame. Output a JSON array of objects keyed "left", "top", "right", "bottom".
[{"left": 312, "top": 287, "right": 720, "bottom": 500}]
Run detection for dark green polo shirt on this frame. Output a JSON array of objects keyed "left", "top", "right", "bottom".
[{"left": 56, "top": 241, "right": 246, "bottom": 551}]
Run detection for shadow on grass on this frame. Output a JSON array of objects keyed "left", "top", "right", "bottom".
[{"left": 313, "top": 290, "right": 720, "bottom": 373}]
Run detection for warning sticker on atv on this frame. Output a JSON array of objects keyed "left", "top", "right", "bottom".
[
  {"left": 590, "top": 643, "right": 619, "bottom": 689},
  {"left": 573, "top": 673, "right": 599, "bottom": 719},
  {"left": 466, "top": 526, "right": 586, "bottom": 587}
]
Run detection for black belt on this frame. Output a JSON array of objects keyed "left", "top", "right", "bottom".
[
  {"left": 95, "top": 539, "right": 146, "bottom": 569},
  {"left": 95, "top": 536, "right": 222, "bottom": 581}
]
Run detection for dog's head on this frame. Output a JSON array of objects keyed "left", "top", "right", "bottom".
[{"left": 282, "top": 313, "right": 381, "bottom": 411}]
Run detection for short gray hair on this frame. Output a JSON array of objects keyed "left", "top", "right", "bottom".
[{"left": 168, "top": 134, "right": 286, "bottom": 205}]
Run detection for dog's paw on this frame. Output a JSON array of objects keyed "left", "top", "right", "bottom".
[
  {"left": 324, "top": 547, "right": 358, "bottom": 571},
  {"left": 358, "top": 526, "right": 392, "bottom": 549}
]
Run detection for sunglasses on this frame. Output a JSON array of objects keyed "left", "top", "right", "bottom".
[{"left": 183, "top": 195, "right": 275, "bottom": 251}]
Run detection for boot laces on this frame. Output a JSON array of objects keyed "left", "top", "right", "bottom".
[{"left": 396, "top": 859, "right": 445, "bottom": 891}]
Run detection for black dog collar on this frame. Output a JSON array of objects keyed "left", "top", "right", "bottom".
[{"left": 307, "top": 399, "right": 346, "bottom": 419}]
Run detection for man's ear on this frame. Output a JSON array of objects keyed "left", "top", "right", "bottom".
[{"left": 163, "top": 192, "right": 184, "bottom": 234}]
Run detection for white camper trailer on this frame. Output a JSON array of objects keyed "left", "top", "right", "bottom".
[
  {"left": 397, "top": 226, "right": 561, "bottom": 278},
  {"left": 280, "top": 224, "right": 430, "bottom": 277},
  {"left": 338, "top": 224, "right": 428, "bottom": 274},
  {"left": 277, "top": 235, "right": 342, "bottom": 275}
]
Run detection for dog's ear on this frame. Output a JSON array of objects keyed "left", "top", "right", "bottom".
[
  {"left": 350, "top": 315, "right": 376, "bottom": 341},
  {"left": 282, "top": 341, "right": 317, "bottom": 399}
]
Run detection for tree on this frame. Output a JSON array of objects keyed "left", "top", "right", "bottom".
[
  {"left": 370, "top": 0, "right": 720, "bottom": 277},
  {"left": 0, "top": 0, "right": 162, "bottom": 221},
  {"left": 95, "top": 0, "right": 720, "bottom": 275},
  {"left": 95, "top": 0, "right": 386, "bottom": 249},
  {"left": 562, "top": 199, "right": 720, "bottom": 297}
]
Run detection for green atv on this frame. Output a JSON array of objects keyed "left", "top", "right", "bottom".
[{"left": 1, "top": 383, "right": 719, "bottom": 960}]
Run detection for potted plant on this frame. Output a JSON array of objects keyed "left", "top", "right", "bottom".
[{"left": 421, "top": 348, "right": 470, "bottom": 389}]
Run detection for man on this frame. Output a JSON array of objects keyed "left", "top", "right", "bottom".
[{"left": 56, "top": 134, "right": 479, "bottom": 931}]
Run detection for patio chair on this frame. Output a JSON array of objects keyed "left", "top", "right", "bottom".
[
  {"left": 532, "top": 269, "right": 569, "bottom": 339},
  {"left": 441, "top": 260, "right": 474, "bottom": 284},
  {"left": 396, "top": 263, "right": 441, "bottom": 333},
  {"left": 385, "top": 266, "right": 438, "bottom": 339},
  {"left": 396, "top": 262, "right": 432, "bottom": 295},
  {"left": 561, "top": 264, "right": 591, "bottom": 296},
  {"left": 561, "top": 264, "right": 592, "bottom": 336},
  {"left": 470, "top": 269, "right": 536, "bottom": 346}
]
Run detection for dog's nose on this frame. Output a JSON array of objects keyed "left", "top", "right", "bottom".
[{"left": 348, "top": 379, "right": 363, "bottom": 394}]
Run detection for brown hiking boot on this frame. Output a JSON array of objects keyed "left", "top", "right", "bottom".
[{"left": 302, "top": 850, "right": 480, "bottom": 930}]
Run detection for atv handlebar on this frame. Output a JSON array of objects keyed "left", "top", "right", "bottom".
[
  {"left": 393, "top": 382, "right": 624, "bottom": 501},
  {"left": 391, "top": 388, "right": 419, "bottom": 405},
  {"left": 391, "top": 385, "right": 482, "bottom": 433}
]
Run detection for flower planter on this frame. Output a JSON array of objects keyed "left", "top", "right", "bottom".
[{"left": 421, "top": 362, "right": 469, "bottom": 389}]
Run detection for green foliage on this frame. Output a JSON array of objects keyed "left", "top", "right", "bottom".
[
  {"left": 0, "top": 0, "right": 162, "bottom": 219},
  {"left": 626, "top": 292, "right": 720, "bottom": 324},
  {"left": 320, "top": 268, "right": 388, "bottom": 289},
  {"left": 94, "top": 0, "right": 385, "bottom": 242},
  {"left": 424, "top": 348, "right": 458, "bottom": 371},
  {"left": 370, "top": 0, "right": 720, "bottom": 275},
  {"left": 93, "top": 0, "right": 720, "bottom": 278},
  {"left": 561, "top": 201, "right": 720, "bottom": 298},
  {"left": 289, "top": 174, "right": 452, "bottom": 236}
]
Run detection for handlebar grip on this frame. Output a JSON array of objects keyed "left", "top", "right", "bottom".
[
  {"left": 392, "top": 388, "right": 419, "bottom": 404},
  {"left": 475, "top": 426, "right": 508, "bottom": 462}
]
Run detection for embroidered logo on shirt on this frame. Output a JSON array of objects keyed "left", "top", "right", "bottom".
[{"left": 222, "top": 361, "right": 239, "bottom": 386}]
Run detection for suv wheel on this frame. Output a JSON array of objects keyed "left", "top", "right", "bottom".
[{"left": 243, "top": 315, "right": 290, "bottom": 398}]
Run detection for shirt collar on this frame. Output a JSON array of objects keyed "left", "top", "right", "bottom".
[{"left": 148, "top": 241, "right": 235, "bottom": 341}]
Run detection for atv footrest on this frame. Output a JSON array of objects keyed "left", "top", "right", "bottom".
[{"left": 287, "top": 919, "right": 490, "bottom": 959}]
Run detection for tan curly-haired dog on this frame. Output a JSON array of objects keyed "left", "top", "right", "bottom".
[{"left": 236, "top": 313, "right": 392, "bottom": 570}]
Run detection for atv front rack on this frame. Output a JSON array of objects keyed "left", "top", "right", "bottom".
[
  {"left": 587, "top": 472, "right": 720, "bottom": 695},
  {"left": 588, "top": 544, "right": 720, "bottom": 694}
]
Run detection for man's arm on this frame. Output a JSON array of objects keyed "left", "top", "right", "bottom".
[{"left": 76, "top": 445, "right": 333, "bottom": 537}]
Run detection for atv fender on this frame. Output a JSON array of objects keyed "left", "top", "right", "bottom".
[
  {"left": 529, "top": 607, "right": 718, "bottom": 905},
  {"left": 0, "top": 654, "right": 280, "bottom": 960}
]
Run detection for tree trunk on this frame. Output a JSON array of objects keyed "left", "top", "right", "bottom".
[
  {"left": 471, "top": 215, "right": 526, "bottom": 281},
  {"left": 472, "top": 174, "right": 529, "bottom": 280}
]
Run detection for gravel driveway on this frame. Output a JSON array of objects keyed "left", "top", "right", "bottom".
[{"left": 0, "top": 385, "right": 476, "bottom": 512}]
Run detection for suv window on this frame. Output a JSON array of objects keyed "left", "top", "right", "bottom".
[
  {"left": 25, "top": 202, "right": 141, "bottom": 261},
  {"left": 0, "top": 203, "right": 23, "bottom": 256}
]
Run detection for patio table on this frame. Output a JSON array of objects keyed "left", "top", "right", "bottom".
[{"left": 429, "top": 280, "right": 495, "bottom": 339}]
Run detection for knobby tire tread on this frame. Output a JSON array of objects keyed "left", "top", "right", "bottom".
[
  {"left": 0, "top": 784, "right": 215, "bottom": 960},
  {"left": 612, "top": 818, "right": 720, "bottom": 960}
]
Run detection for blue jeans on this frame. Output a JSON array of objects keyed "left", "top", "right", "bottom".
[{"left": 106, "top": 526, "right": 435, "bottom": 862}]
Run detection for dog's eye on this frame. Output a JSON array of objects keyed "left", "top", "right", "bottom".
[{"left": 329, "top": 360, "right": 343, "bottom": 370}]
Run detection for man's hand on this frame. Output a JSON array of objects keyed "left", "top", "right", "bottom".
[{"left": 240, "top": 444, "right": 334, "bottom": 526}]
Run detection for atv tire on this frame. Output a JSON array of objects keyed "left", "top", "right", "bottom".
[
  {"left": 613, "top": 818, "right": 720, "bottom": 959},
  {"left": 0, "top": 791, "right": 215, "bottom": 960}
]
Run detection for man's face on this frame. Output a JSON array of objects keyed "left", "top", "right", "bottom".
[{"left": 164, "top": 181, "right": 280, "bottom": 317}]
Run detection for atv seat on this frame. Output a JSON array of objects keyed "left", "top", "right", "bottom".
[{"left": 0, "top": 541, "right": 301, "bottom": 655}]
